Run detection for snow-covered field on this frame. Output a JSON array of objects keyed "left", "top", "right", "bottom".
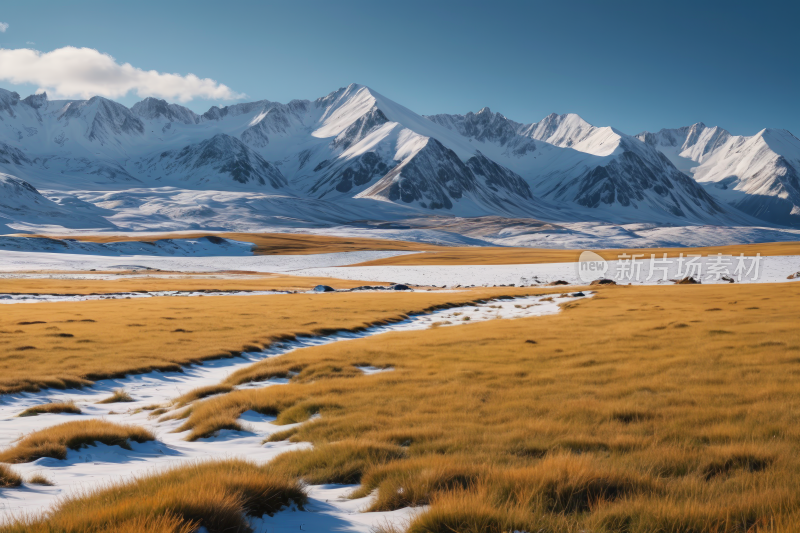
[
  {"left": 0, "top": 292, "right": 586, "bottom": 529},
  {"left": 293, "top": 255, "right": 800, "bottom": 287},
  {"left": 1, "top": 241, "right": 798, "bottom": 289},
  {"left": 0, "top": 249, "right": 415, "bottom": 273}
]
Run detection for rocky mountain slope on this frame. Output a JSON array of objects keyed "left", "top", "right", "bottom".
[
  {"left": 427, "top": 108, "right": 731, "bottom": 224},
  {"left": 639, "top": 124, "right": 800, "bottom": 225},
  {"left": 0, "top": 172, "right": 114, "bottom": 231}
]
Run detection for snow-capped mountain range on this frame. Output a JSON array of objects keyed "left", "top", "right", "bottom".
[
  {"left": 638, "top": 125, "right": 800, "bottom": 226},
  {"left": 0, "top": 83, "right": 798, "bottom": 243}
]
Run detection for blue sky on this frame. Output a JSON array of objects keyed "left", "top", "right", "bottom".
[{"left": 0, "top": 0, "right": 796, "bottom": 136}]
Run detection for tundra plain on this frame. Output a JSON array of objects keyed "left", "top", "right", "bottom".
[{"left": 1, "top": 234, "right": 799, "bottom": 533}]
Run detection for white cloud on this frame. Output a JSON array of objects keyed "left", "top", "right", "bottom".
[
  {"left": 0, "top": 46, "right": 245, "bottom": 102},
  {"left": 25, "top": 41, "right": 34, "bottom": 45},
  {"left": 0, "top": 22, "right": 8, "bottom": 32}
]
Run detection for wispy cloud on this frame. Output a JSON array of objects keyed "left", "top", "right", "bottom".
[
  {"left": 0, "top": 22, "right": 9, "bottom": 32},
  {"left": 25, "top": 41, "right": 34, "bottom": 45},
  {"left": 0, "top": 46, "right": 245, "bottom": 102}
]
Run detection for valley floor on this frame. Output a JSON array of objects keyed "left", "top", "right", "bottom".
[{"left": 1, "top": 232, "right": 799, "bottom": 532}]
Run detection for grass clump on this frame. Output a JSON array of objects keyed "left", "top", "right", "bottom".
[
  {"left": 270, "top": 440, "right": 406, "bottom": 485},
  {"left": 19, "top": 400, "right": 81, "bottom": 417},
  {"left": 97, "top": 389, "right": 134, "bottom": 404},
  {"left": 0, "top": 420, "right": 155, "bottom": 463},
  {"left": 699, "top": 444, "right": 775, "bottom": 480},
  {"left": 26, "top": 472, "right": 53, "bottom": 486},
  {"left": 0, "top": 464, "right": 22, "bottom": 487},
  {"left": 402, "top": 490, "right": 534, "bottom": 533},
  {"left": 353, "top": 456, "right": 484, "bottom": 511},
  {"left": 173, "top": 384, "right": 233, "bottom": 407},
  {"left": 264, "top": 427, "right": 299, "bottom": 443},
  {"left": 0, "top": 459, "right": 306, "bottom": 533},
  {"left": 491, "top": 453, "right": 653, "bottom": 514}
]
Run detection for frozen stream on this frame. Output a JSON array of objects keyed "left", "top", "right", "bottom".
[{"left": 0, "top": 291, "right": 589, "bottom": 530}]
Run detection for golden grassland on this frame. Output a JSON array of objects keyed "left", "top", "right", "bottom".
[
  {"left": 0, "top": 286, "right": 551, "bottom": 394},
  {"left": 353, "top": 240, "right": 800, "bottom": 266},
  {"left": 18, "top": 400, "right": 81, "bottom": 417},
  {"left": 0, "top": 459, "right": 306, "bottom": 533},
  {"left": 0, "top": 272, "right": 391, "bottom": 295},
  {"left": 21, "top": 231, "right": 800, "bottom": 266},
  {"left": 22, "top": 231, "right": 445, "bottom": 255},
  {"left": 161, "top": 282, "right": 800, "bottom": 532},
  {"left": 0, "top": 420, "right": 154, "bottom": 463}
]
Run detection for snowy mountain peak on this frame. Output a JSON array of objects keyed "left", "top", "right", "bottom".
[
  {"left": 0, "top": 88, "right": 21, "bottom": 116},
  {"left": 22, "top": 92, "right": 48, "bottom": 109},
  {"left": 142, "top": 133, "right": 288, "bottom": 189},
  {"left": 637, "top": 122, "right": 733, "bottom": 170},
  {"left": 755, "top": 128, "right": 800, "bottom": 151},
  {"left": 637, "top": 124, "right": 800, "bottom": 225},
  {"left": 314, "top": 84, "right": 379, "bottom": 138},
  {"left": 425, "top": 107, "right": 521, "bottom": 149},
  {"left": 519, "top": 112, "right": 595, "bottom": 149},
  {"left": 131, "top": 97, "right": 199, "bottom": 124},
  {"left": 201, "top": 99, "right": 276, "bottom": 121},
  {"left": 309, "top": 84, "right": 478, "bottom": 161},
  {"left": 58, "top": 96, "right": 145, "bottom": 143}
]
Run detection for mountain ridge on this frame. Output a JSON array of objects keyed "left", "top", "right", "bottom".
[
  {"left": 0, "top": 83, "right": 794, "bottom": 234},
  {"left": 638, "top": 123, "right": 800, "bottom": 225}
]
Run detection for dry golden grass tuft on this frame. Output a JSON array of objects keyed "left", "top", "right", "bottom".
[
  {"left": 270, "top": 440, "right": 407, "bottom": 485},
  {"left": 0, "top": 286, "right": 547, "bottom": 395},
  {"left": 0, "top": 420, "right": 155, "bottom": 463},
  {"left": 171, "top": 384, "right": 234, "bottom": 408},
  {"left": 97, "top": 389, "right": 134, "bottom": 404},
  {"left": 0, "top": 464, "right": 22, "bottom": 487},
  {"left": 170, "top": 282, "right": 800, "bottom": 531},
  {"left": 0, "top": 459, "right": 306, "bottom": 533},
  {"left": 26, "top": 472, "right": 54, "bottom": 486},
  {"left": 350, "top": 456, "right": 482, "bottom": 512},
  {"left": 18, "top": 400, "right": 81, "bottom": 417}
]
